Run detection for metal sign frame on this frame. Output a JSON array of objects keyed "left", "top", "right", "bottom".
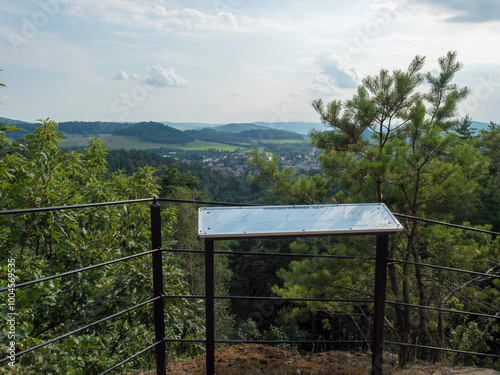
[
  {"left": 199, "top": 203, "right": 403, "bottom": 238},
  {"left": 199, "top": 204, "right": 403, "bottom": 375}
]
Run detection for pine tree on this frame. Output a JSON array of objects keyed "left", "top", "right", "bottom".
[{"left": 248, "top": 52, "right": 495, "bottom": 366}]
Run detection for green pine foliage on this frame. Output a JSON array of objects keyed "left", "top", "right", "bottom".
[{"left": 248, "top": 52, "right": 499, "bottom": 368}]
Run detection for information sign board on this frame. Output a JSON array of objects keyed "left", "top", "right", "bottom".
[{"left": 198, "top": 204, "right": 403, "bottom": 238}]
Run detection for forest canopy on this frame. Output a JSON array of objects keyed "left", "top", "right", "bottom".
[{"left": 1, "top": 52, "right": 499, "bottom": 373}]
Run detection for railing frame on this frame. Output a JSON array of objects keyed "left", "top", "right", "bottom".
[
  {"left": 151, "top": 199, "right": 166, "bottom": 375},
  {"left": 200, "top": 232, "right": 391, "bottom": 375},
  {"left": 1, "top": 198, "right": 499, "bottom": 375}
]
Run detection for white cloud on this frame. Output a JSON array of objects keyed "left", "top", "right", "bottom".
[
  {"left": 415, "top": 0, "right": 500, "bottom": 22},
  {"left": 112, "top": 71, "right": 129, "bottom": 80},
  {"left": 4, "top": 1, "right": 500, "bottom": 124},
  {"left": 142, "top": 65, "right": 188, "bottom": 87},
  {"left": 310, "top": 74, "right": 340, "bottom": 95},
  {"left": 58, "top": 1, "right": 281, "bottom": 32},
  {"left": 315, "top": 51, "right": 360, "bottom": 89}
]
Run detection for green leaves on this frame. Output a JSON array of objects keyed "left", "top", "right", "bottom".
[{"left": 0, "top": 119, "right": 205, "bottom": 372}]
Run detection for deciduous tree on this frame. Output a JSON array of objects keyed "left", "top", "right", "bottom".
[{"left": 0, "top": 120, "right": 205, "bottom": 373}]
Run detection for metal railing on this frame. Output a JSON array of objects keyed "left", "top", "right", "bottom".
[
  {"left": 0, "top": 198, "right": 163, "bottom": 374},
  {"left": 1, "top": 198, "right": 499, "bottom": 375}
]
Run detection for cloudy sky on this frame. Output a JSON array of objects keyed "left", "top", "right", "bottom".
[{"left": 1, "top": 0, "right": 500, "bottom": 124}]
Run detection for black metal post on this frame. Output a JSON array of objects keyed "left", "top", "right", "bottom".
[
  {"left": 372, "top": 234, "right": 389, "bottom": 374},
  {"left": 205, "top": 238, "right": 215, "bottom": 375},
  {"left": 151, "top": 200, "right": 166, "bottom": 375}
]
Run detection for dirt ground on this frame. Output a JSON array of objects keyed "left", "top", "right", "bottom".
[{"left": 129, "top": 344, "right": 499, "bottom": 375}]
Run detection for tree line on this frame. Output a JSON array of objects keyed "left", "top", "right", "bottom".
[{"left": 1, "top": 51, "right": 499, "bottom": 373}]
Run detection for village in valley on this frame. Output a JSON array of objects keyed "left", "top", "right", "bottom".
[{"left": 166, "top": 148, "right": 321, "bottom": 177}]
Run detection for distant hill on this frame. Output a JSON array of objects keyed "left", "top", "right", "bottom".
[
  {"left": 254, "top": 122, "right": 328, "bottom": 135},
  {"left": 0, "top": 117, "right": 34, "bottom": 127},
  {"left": 0, "top": 117, "right": 37, "bottom": 139},
  {"left": 2, "top": 117, "right": 496, "bottom": 144},
  {"left": 58, "top": 121, "right": 132, "bottom": 135},
  {"left": 164, "top": 121, "right": 327, "bottom": 134},
  {"left": 163, "top": 121, "right": 327, "bottom": 134},
  {"left": 0, "top": 118, "right": 135, "bottom": 139},
  {"left": 238, "top": 128, "right": 303, "bottom": 140},
  {"left": 112, "top": 121, "right": 194, "bottom": 144},
  {"left": 162, "top": 122, "right": 224, "bottom": 130},
  {"left": 183, "top": 128, "right": 242, "bottom": 145},
  {"left": 214, "top": 123, "right": 270, "bottom": 133},
  {"left": 185, "top": 127, "right": 303, "bottom": 144},
  {"left": 471, "top": 121, "right": 495, "bottom": 132}
]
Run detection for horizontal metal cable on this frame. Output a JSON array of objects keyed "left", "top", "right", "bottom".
[
  {"left": 162, "top": 294, "right": 373, "bottom": 304},
  {"left": 217, "top": 295, "right": 373, "bottom": 304},
  {"left": 160, "top": 201, "right": 499, "bottom": 237},
  {"left": 162, "top": 294, "right": 205, "bottom": 299},
  {"left": 0, "top": 198, "right": 154, "bottom": 216},
  {"left": 164, "top": 248, "right": 374, "bottom": 260},
  {"left": 3, "top": 198, "right": 495, "bottom": 240},
  {"left": 217, "top": 250, "right": 372, "bottom": 260},
  {"left": 384, "top": 341, "right": 500, "bottom": 358},
  {"left": 388, "top": 258, "right": 500, "bottom": 279},
  {"left": 164, "top": 338, "right": 206, "bottom": 343},
  {"left": 157, "top": 197, "right": 256, "bottom": 207},
  {"left": 0, "top": 249, "right": 158, "bottom": 293},
  {"left": 99, "top": 339, "right": 164, "bottom": 375},
  {"left": 387, "top": 301, "right": 498, "bottom": 319},
  {"left": 163, "top": 338, "right": 371, "bottom": 345},
  {"left": 393, "top": 213, "right": 500, "bottom": 236},
  {"left": 215, "top": 339, "right": 371, "bottom": 345},
  {"left": 164, "top": 248, "right": 205, "bottom": 254},
  {"left": 0, "top": 296, "right": 160, "bottom": 364}
]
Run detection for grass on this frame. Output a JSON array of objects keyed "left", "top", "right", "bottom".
[
  {"left": 61, "top": 135, "right": 244, "bottom": 151},
  {"left": 171, "top": 140, "right": 244, "bottom": 151},
  {"left": 61, "top": 134, "right": 308, "bottom": 151},
  {"left": 256, "top": 139, "right": 308, "bottom": 144}
]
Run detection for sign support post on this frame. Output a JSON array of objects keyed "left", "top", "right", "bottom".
[
  {"left": 198, "top": 204, "right": 403, "bottom": 375},
  {"left": 372, "top": 234, "right": 389, "bottom": 374},
  {"left": 205, "top": 238, "right": 215, "bottom": 374}
]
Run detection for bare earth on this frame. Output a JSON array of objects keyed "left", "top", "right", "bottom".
[{"left": 130, "top": 344, "right": 499, "bottom": 375}]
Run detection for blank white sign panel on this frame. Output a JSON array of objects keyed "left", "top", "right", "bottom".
[{"left": 198, "top": 204, "right": 403, "bottom": 238}]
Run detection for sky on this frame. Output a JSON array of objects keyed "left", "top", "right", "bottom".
[{"left": 1, "top": 0, "right": 500, "bottom": 124}]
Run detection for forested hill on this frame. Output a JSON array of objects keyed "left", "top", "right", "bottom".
[
  {"left": 2, "top": 117, "right": 495, "bottom": 144},
  {"left": 1, "top": 118, "right": 303, "bottom": 143},
  {"left": 0, "top": 118, "right": 132, "bottom": 139},
  {"left": 111, "top": 121, "right": 193, "bottom": 144},
  {"left": 213, "top": 123, "right": 269, "bottom": 132},
  {"left": 57, "top": 121, "right": 132, "bottom": 135},
  {"left": 184, "top": 127, "right": 303, "bottom": 143},
  {"left": 239, "top": 128, "right": 303, "bottom": 140}
]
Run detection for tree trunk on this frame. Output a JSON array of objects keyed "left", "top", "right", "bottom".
[
  {"left": 387, "top": 239, "right": 410, "bottom": 366},
  {"left": 400, "top": 256, "right": 411, "bottom": 367},
  {"left": 408, "top": 234, "right": 429, "bottom": 361}
]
